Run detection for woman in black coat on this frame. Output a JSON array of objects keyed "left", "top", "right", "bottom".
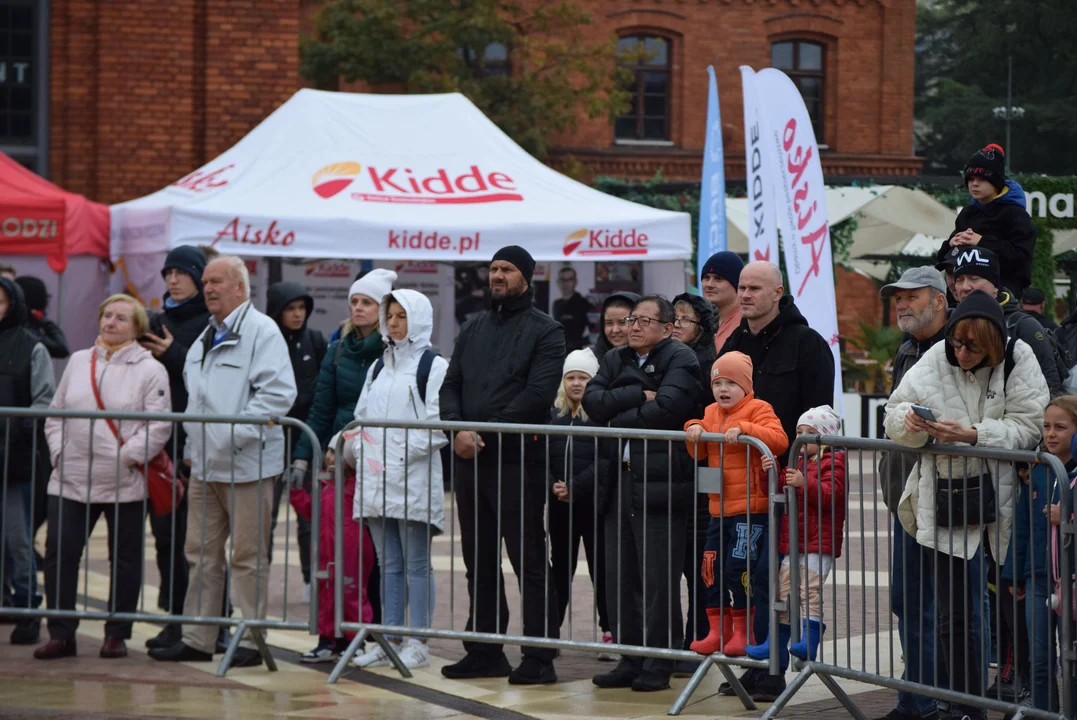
[{"left": 547, "top": 349, "right": 614, "bottom": 658}]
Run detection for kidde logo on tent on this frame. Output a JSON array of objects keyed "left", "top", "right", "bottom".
[
  {"left": 312, "top": 162, "right": 362, "bottom": 199},
  {"left": 305, "top": 261, "right": 352, "bottom": 277},
  {"left": 322, "top": 163, "right": 524, "bottom": 204},
  {"left": 563, "top": 227, "right": 649, "bottom": 256}
]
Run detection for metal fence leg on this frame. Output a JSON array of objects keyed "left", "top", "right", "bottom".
[
  {"left": 216, "top": 622, "right": 245, "bottom": 677},
  {"left": 668, "top": 658, "right": 719, "bottom": 716},
  {"left": 814, "top": 670, "right": 868, "bottom": 720},
  {"left": 327, "top": 628, "right": 369, "bottom": 684},
  {"left": 759, "top": 666, "right": 813, "bottom": 720},
  {"left": 251, "top": 628, "right": 278, "bottom": 672}
]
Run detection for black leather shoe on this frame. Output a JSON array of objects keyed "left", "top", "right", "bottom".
[
  {"left": 751, "top": 673, "right": 787, "bottom": 702},
  {"left": 100, "top": 637, "right": 128, "bottom": 659},
  {"left": 148, "top": 641, "right": 212, "bottom": 662},
  {"left": 230, "top": 647, "right": 263, "bottom": 668},
  {"left": 441, "top": 652, "right": 512, "bottom": 679},
  {"left": 631, "top": 671, "right": 671, "bottom": 692},
  {"left": 719, "top": 667, "right": 761, "bottom": 696},
  {"left": 508, "top": 656, "right": 556, "bottom": 685},
  {"left": 146, "top": 624, "right": 182, "bottom": 650},
  {"left": 10, "top": 618, "right": 40, "bottom": 645}
]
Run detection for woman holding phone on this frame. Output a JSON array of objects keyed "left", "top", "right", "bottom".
[{"left": 884, "top": 290, "right": 1048, "bottom": 720}]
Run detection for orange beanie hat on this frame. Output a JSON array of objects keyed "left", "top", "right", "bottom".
[{"left": 710, "top": 351, "right": 754, "bottom": 394}]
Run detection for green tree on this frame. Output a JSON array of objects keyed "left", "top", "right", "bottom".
[
  {"left": 301, "top": 0, "right": 630, "bottom": 160},
  {"left": 916, "top": 0, "right": 1077, "bottom": 175}
]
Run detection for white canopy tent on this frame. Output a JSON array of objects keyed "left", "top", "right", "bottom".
[
  {"left": 110, "top": 89, "right": 692, "bottom": 264},
  {"left": 726, "top": 185, "right": 957, "bottom": 279}
]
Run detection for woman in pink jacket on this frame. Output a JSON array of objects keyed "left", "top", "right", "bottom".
[{"left": 35, "top": 294, "right": 172, "bottom": 661}]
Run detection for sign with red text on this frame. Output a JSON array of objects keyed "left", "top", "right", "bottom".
[
  {"left": 739, "top": 66, "right": 779, "bottom": 265},
  {"left": 0, "top": 198, "right": 66, "bottom": 273},
  {"left": 754, "top": 68, "right": 843, "bottom": 410}
]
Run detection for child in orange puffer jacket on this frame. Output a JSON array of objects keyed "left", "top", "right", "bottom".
[{"left": 684, "top": 352, "right": 788, "bottom": 657}]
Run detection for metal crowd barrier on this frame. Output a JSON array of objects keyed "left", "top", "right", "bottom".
[
  {"left": 0, "top": 407, "right": 321, "bottom": 677},
  {"left": 324, "top": 418, "right": 781, "bottom": 717},
  {"left": 761, "top": 434, "right": 1074, "bottom": 720}
]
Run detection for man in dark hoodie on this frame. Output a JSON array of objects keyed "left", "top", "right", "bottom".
[
  {"left": 950, "top": 246, "right": 1061, "bottom": 396},
  {"left": 935, "top": 144, "right": 1036, "bottom": 297},
  {"left": 670, "top": 291, "right": 717, "bottom": 669},
  {"left": 13, "top": 276, "right": 69, "bottom": 359},
  {"left": 0, "top": 277, "right": 56, "bottom": 646},
  {"left": 139, "top": 245, "right": 210, "bottom": 651},
  {"left": 717, "top": 261, "right": 834, "bottom": 702},
  {"left": 265, "top": 281, "right": 327, "bottom": 594}
]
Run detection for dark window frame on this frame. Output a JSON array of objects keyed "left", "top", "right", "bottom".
[
  {"left": 0, "top": 0, "right": 37, "bottom": 146},
  {"left": 615, "top": 33, "right": 672, "bottom": 142},
  {"left": 771, "top": 39, "right": 826, "bottom": 144},
  {"left": 459, "top": 41, "right": 511, "bottom": 79}
]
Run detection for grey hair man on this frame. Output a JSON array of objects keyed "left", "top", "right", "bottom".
[{"left": 149, "top": 255, "right": 297, "bottom": 667}]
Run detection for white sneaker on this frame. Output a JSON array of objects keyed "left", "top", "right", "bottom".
[
  {"left": 398, "top": 640, "right": 430, "bottom": 669},
  {"left": 352, "top": 642, "right": 392, "bottom": 668},
  {"left": 301, "top": 583, "right": 311, "bottom": 603}
]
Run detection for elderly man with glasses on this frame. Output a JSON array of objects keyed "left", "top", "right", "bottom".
[{"left": 583, "top": 294, "right": 704, "bottom": 692}]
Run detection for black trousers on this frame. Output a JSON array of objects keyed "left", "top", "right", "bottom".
[
  {"left": 682, "top": 513, "right": 709, "bottom": 645},
  {"left": 455, "top": 456, "right": 559, "bottom": 662},
  {"left": 936, "top": 551, "right": 984, "bottom": 712},
  {"left": 44, "top": 496, "right": 143, "bottom": 641},
  {"left": 604, "top": 481, "right": 686, "bottom": 676},
  {"left": 548, "top": 491, "right": 610, "bottom": 633},
  {"left": 148, "top": 493, "right": 188, "bottom": 615}
]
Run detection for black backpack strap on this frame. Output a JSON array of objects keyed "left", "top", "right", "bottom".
[
  {"left": 371, "top": 357, "right": 385, "bottom": 384},
  {"left": 1003, "top": 335, "right": 1018, "bottom": 385},
  {"left": 417, "top": 349, "right": 440, "bottom": 404}
]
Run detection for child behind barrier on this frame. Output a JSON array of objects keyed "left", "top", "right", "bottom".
[
  {"left": 1003, "top": 395, "right": 1077, "bottom": 711},
  {"left": 747, "top": 407, "right": 845, "bottom": 670},
  {"left": 291, "top": 431, "right": 375, "bottom": 663},
  {"left": 684, "top": 352, "right": 788, "bottom": 657}
]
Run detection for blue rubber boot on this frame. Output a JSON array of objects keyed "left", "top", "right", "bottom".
[
  {"left": 788, "top": 618, "right": 825, "bottom": 661},
  {"left": 745, "top": 623, "right": 790, "bottom": 671}
]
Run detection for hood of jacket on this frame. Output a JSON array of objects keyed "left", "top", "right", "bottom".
[
  {"left": 380, "top": 289, "right": 434, "bottom": 359},
  {"left": 266, "top": 281, "right": 313, "bottom": 328},
  {"left": 673, "top": 292, "right": 717, "bottom": 350},
  {"left": 593, "top": 291, "right": 641, "bottom": 360},
  {"left": 944, "top": 289, "right": 1006, "bottom": 369},
  {"left": 971, "top": 179, "right": 1026, "bottom": 210},
  {"left": 94, "top": 339, "right": 156, "bottom": 366},
  {"left": 0, "top": 277, "right": 28, "bottom": 333}
]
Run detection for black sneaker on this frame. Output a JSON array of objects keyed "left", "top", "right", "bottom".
[
  {"left": 301, "top": 636, "right": 340, "bottom": 664},
  {"left": 631, "top": 670, "right": 672, "bottom": 692},
  {"left": 508, "top": 656, "right": 557, "bottom": 685},
  {"left": 719, "top": 667, "right": 761, "bottom": 696},
  {"left": 751, "top": 673, "right": 787, "bottom": 703},
  {"left": 873, "top": 710, "right": 940, "bottom": 720},
  {"left": 441, "top": 652, "right": 512, "bottom": 679},
  {"left": 986, "top": 675, "right": 1025, "bottom": 703},
  {"left": 145, "top": 624, "right": 182, "bottom": 650},
  {"left": 231, "top": 647, "right": 263, "bottom": 668},
  {"left": 148, "top": 641, "right": 213, "bottom": 662},
  {"left": 10, "top": 618, "right": 40, "bottom": 645}
]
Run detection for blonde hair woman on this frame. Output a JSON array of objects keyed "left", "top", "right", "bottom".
[{"left": 36, "top": 294, "right": 171, "bottom": 661}]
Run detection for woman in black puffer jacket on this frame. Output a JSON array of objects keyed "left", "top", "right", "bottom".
[
  {"left": 671, "top": 292, "right": 718, "bottom": 666},
  {"left": 547, "top": 349, "right": 614, "bottom": 658}
]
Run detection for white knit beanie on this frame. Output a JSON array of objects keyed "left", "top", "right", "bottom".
[
  {"left": 563, "top": 348, "right": 599, "bottom": 378},
  {"left": 796, "top": 405, "right": 842, "bottom": 437},
  {"left": 349, "top": 268, "right": 397, "bottom": 302}
]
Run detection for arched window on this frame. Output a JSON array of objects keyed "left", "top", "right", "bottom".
[
  {"left": 771, "top": 40, "right": 825, "bottom": 141},
  {"left": 615, "top": 35, "right": 671, "bottom": 142}
]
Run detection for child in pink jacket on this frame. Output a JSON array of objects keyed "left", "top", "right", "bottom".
[{"left": 291, "top": 430, "right": 375, "bottom": 663}]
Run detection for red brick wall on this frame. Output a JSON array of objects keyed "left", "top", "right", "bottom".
[
  {"left": 49, "top": 0, "right": 300, "bottom": 205},
  {"left": 834, "top": 266, "right": 883, "bottom": 341},
  {"left": 552, "top": 0, "right": 919, "bottom": 181}
]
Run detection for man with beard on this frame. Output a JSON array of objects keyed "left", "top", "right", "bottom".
[
  {"left": 876, "top": 266, "right": 949, "bottom": 720},
  {"left": 440, "top": 246, "right": 566, "bottom": 685}
]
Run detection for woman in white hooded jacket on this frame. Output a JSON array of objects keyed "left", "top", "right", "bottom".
[
  {"left": 350, "top": 288, "right": 448, "bottom": 670},
  {"left": 884, "top": 290, "right": 1048, "bottom": 720}
]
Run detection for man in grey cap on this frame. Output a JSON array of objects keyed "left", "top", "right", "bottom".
[{"left": 878, "top": 265, "right": 949, "bottom": 720}]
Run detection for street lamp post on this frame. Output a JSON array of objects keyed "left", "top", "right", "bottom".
[{"left": 992, "top": 55, "right": 1025, "bottom": 173}]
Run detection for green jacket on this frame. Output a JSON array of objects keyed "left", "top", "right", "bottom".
[{"left": 294, "top": 330, "right": 383, "bottom": 462}]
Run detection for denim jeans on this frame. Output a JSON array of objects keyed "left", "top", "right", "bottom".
[
  {"left": 366, "top": 517, "right": 435, "bottom": 637},
  {"left": 892, "top": 521, "right": 946, "bottom": 715},
  {"left": 2, "top": 481, "right": 39, "bottom": 609},
  {"left": 1023, "top": 577, "right": 1060, "bottom": 711}
]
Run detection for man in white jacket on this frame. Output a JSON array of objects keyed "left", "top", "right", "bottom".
[{"left": 150, "top": 256, "right": 297, "bottom": 667}]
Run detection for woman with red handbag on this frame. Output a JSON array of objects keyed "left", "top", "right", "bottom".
[{"left": 35, "top": 294, "right": 171, "bottom": 661}]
